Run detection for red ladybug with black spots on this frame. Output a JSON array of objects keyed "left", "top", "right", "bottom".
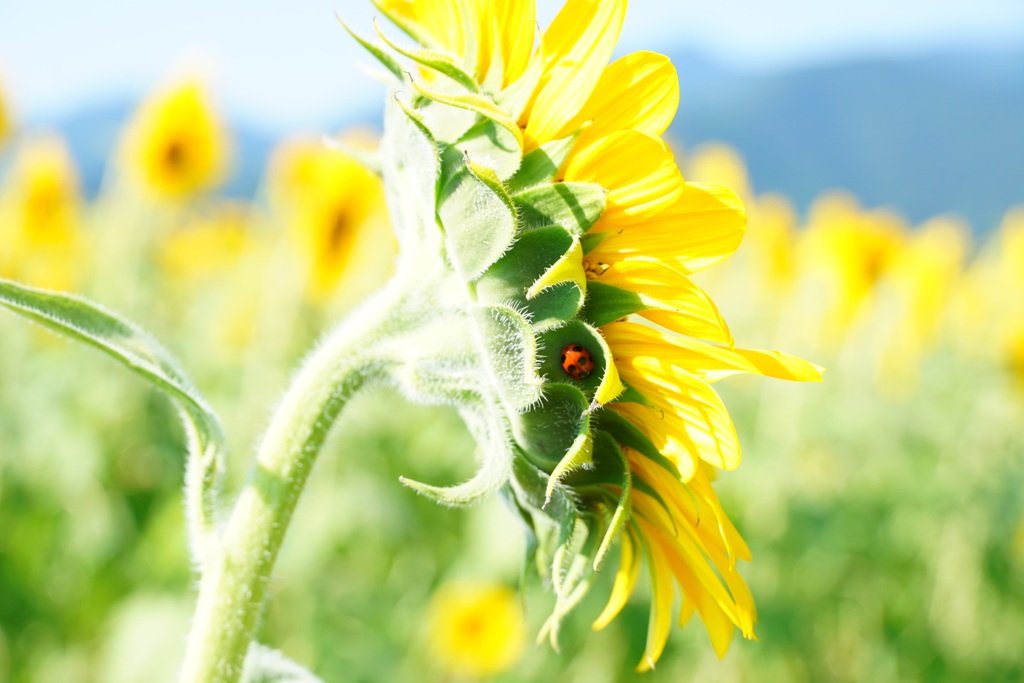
[{"left": 561, "top": 343, "right": 593, "bottom": 380}]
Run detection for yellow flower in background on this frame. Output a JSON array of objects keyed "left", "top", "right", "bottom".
[
  {"left": 685, "top": 142, "right": 753, "bottom": 202},
  {"left": 371, "top": 0, "right": 823, "bottom": 668},
  {"left": 0, "top": 76, "right": 13, "bottom": 149},
  {"left": 950, "top": 207, "right": 1024, "bottom": 365},
  {"left": 874, "top": 217, "right": 969, "bottom": 390},
  {"left": 268, "top": 137, "right": 387, "bottom": 299},
  {"left": 0, "top": 135, "right": 84, "bottom": 291},
  {"left": 122, "top": 79, "right": 229, "bottom": 199},
  {"left": 160, "top": 202, "right": 250, "bottom": 283},
  {"left": 797, "top": 192, "right": 908, "bottom": 347},
  {"left": 426, "top": 581, "right": 526, "bottom": 678}
]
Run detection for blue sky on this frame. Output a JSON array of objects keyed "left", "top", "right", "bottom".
[{"left": 1, "top": 0, "right": 1023, "bottom": 132}]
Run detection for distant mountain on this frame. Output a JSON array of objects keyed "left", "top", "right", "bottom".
[
  {"left": 10, "top": 49, "right": 1023, "bottom": 233},
  {"left": 668, "top": 49, "right": 1024, "bottom": 232}
]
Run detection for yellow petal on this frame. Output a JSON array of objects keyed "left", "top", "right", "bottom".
[
  {"left": 592, "top": 530, "right": 641, "bottom": 630},
  {"left": 493, "top": 0, "right": 536, "bottom": 87},
  {"left": 636, "top": 531, "right": 675, "bottom": 672},
  {"left": 587, "top": 182, "right": 746, "bottom": 274},
  {"left": 564, "top": 130, "right": 683, "bottom": 226},
  {"left": 564, "top": 51, "right": 679, "bottom": 152},
  {"left": 604, "top": 321, "right": 824, "bottom": 383},
  {"left": 594, "top": 259, "right": 733, "bottom": 345},
  {"left": 614, "top": 358, "right": 742, "bottom": 471},
  {"left": 524, "top": 0, "right": 627, "bottom": 147}
]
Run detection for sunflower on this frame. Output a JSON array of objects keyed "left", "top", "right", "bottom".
[
  {"left": 267, "top": 136, "right": 388, "bottom": 300},
  {"left": 0, "top": 135, "right": 84, "bottom": 291},
  {"left": 360, "top": 0, "right": 823, "bottom": 669},
  {"left": 0, "top": 76, "right": 13, "bottom": 150},
  {"left": 426, "top": 581, "right": 527, "bottom": 678},
  {"left": 121, "top": 79, "right": 229, "bottom": 199}
]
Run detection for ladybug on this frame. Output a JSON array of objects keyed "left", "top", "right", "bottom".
[{"left": 561, "top": 343, "right": 593, "bottom": 380}]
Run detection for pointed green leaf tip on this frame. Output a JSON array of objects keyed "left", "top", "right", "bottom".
[
  {"left": 545, "top": 429, "right": 593, "bottom": 505},
  {"left": 527, "top": 235, "right": 586, "bottom": 301},
  {"left": 337, "top": 14, "right": 404, "bottom": 82},
  {"left": 372, "top": 18, "right": 479, "bottom": 92}
]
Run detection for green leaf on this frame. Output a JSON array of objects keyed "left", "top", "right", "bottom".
[
  {"left": 592, "top": 409, "right": 680, "bottom": 477},
  {"left": 477, "top": 226, "right": 585, "bottom": 330},
  {"left": 513, "top": 182, "right": 606, "bottom": 236},
  {"left": 438, "top": 161, "right": 518, "bottom": 280},
  {"left": 0, "top": 277, "right": 225, "bottom": 562},
  {"left": 383, "top": 94, "right": 441, "bottom": 242},
  {"left": 507, "top": 134, "right": 579, "bottom": 193},
  {"left": 511, "top": 383, "right": 590, "bottom": 472},
  {"left": 579, "top": 280, "right": 645, "bottom": 327}
]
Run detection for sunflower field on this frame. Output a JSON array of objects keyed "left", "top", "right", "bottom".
[{"left": 1, "top": 2, "right": 1022, "bottom": 682}]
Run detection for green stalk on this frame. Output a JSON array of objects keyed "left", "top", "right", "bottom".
[{"left": 178, "top": 279, "right": 406, "bottom": 683}]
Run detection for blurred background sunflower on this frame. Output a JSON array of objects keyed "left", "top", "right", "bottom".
[{"left": 0, "top": 1, "right": 1022, "bottom": 682}]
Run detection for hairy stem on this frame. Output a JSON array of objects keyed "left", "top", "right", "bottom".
[{"left": 178, "top": 281, "right": 405, "bottom": 683}]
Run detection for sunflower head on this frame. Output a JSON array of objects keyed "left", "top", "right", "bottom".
[
  {"left": 268, "top": 136, "right": 386, "bottom": 299},
  {"left": 0, "top": 75, "right": 12, "bottom": 150},
  {"left": 426, "top": 581, "right": 527, "bottom": 678},
  {"left": 345, "top": 0, "right": 822, "bottom": 668},
  {"left": 122, "top": 79, "right": 229, "bottom": 199},
  {"left": 0, "top": 135, "right": 84, "bottom": 290}
]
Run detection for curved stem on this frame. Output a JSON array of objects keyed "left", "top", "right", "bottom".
[{"left": 178, "top": 280, "right": 406, "bottom": 683}]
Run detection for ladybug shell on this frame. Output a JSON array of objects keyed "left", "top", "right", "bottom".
[{"left": 560, "top": 344, "right": 593, "bottom": 381}]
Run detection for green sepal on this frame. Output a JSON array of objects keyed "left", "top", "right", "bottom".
[
  {"left": 511, "top": 383, "right": 590, "bottom": 472},
  {"left": 593, "top": 435, "right": 631, "bottom": 571},
  {"left": 337, "top": 16, "right": 404, "bottom": 83},
  {"left": 241, "top": 643, "right": 325, "bottom": 683},
  {"left": 477, "top": 226, "right": 585, "bottom": 330},
  {"left": 0, "top": 277, "right": 225, "bottom": 563},
  {"left": 540, "top": 519, "right": 600, "bottom": 651},
  {"left": 438, "top": 158, "right": 518, "bottom": 280},
  {"left": 457, "top": 118, "right": 523, "bottom": 180},
  {"left": 400, "top": 401, "right": 512, "bottom": 507},
  {"left": 579, "top": 280, "right": 645, "bottom": 327},
  {"left": 507, "top": 134, "right": 579, "bottom": 193},
  {"left": 373, "top": 19, "right": 480, "bottom": 92},
  {"left": 501, "top": 485, "right": 540, "bottom": 594},
  {"left": 384, "top": 95, "right": 441, "bottom": 241},
  {"left": 478, "top": 304, "right": 544, "bottom": 412},
  {"left": 411, "top": 78, "right": 524, "bottom": 150},
  {"left": 557, "top": 431, "right": 633, "bottom": 571},
  {"left": 526, "top": 235, "right": 585, "bottom": 301},
  {"left": 544, "top": 425, "right": 593, "bottom": 505},
  {"left": 538, "top": 320, "right": 624, "bottom": 405},
  {"left": 513, "top": 182, "right": 606, "bottom": 236}
]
